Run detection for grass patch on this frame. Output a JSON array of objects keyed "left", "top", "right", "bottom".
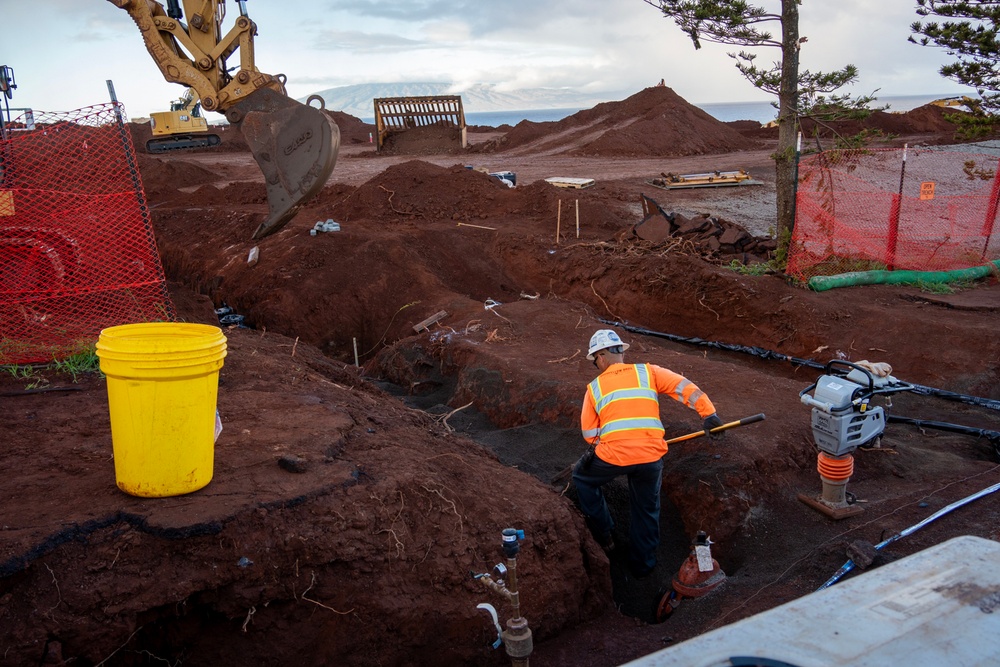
[
  {"left": 806, "top": 257, "right": 888, "bottom": 276},
  {"left": 914, "top": 279, "right": 975, "bottom": 295},
  {"left": 50, "top": 346, "right": 101, "bottom": 382},
  {"left": 2, "top": 343, "right": 103, "bottom": 390},
  {"left": 724, "top": 259, "right": 778, "bottom": 276}
]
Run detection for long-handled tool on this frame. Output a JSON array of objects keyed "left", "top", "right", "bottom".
[
  {"left": 552, "top": 413, "right": 766, "bottom": 486},
  {"left": 665, "top": 413, "right": 766, "bottom": 445}
]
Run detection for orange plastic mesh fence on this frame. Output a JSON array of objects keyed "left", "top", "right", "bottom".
[
  {"left": 789, "top": 147, "right": 1000, "bottom": 282},
  {"left": 0, "top": 103, "right": 175, "bottom": 364}
]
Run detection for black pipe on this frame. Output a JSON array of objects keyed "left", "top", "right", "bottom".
[{"left": 887, "top": 414, "right": 1000, "bottom": 459}]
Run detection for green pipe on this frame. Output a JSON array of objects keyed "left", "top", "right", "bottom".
[{"left": 808, "top": 259, "right": 1000, "bottom": 292}]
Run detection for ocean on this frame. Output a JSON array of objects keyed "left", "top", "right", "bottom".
[{"left": 436, "top": 93, "right": 964, "bottom": 128}]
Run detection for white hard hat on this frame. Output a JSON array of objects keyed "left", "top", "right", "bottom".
[{"left": 587, "top": 329, "right": 630, "bottom": 360}]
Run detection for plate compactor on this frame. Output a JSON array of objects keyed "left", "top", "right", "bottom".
[{"left": 798, "top": 360, "right": 913, "bottom": 519}]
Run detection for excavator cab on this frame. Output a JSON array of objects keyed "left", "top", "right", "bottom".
[{"left": 109, "top": 0, "right": 339, "bottom": 239}]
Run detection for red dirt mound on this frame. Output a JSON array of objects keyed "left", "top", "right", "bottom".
[
  {"left": 135, "top": 154, "right": 221, "bottom": 191},
  {"left": 728, "top": 104, "right": 975, "bottom": 145},
  {"left": 312, "top": 160, "right": 565, "bottom": 224},
  {"left": 473, "top": 86, "right": 759, "bottom": 157},
  {"left": 798, "top": 104, "right": 977, "bottom": 145},
  {"left": 326, "top": 109, "right": 376, "bottom": 144}
]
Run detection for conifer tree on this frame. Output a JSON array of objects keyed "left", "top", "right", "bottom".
[
  {"left": 910, "top": 0, "right": 1000, "bottom": 113},
  {"left": 643, "top": 0, "right": 875, "bottom": 245}
]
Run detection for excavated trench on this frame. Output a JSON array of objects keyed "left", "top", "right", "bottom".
[{"left": 366, "top": 325, "right": 798, "bottom": 623}]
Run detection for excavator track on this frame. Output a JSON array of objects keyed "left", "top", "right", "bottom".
[
  {"left": 146, "top": 133, "right": 222, "bottom": 153},
  {"left": 227, "top": 91, "right": 340, "bottom": 240}
]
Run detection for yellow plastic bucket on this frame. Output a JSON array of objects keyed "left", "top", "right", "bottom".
[{"left": 96, "top": 322, "right": 227, "bottom": 498}]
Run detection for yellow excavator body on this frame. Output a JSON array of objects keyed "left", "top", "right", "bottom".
[
  {"left": 930, "top": 96, "right": 981, "bottom": 113},
  {"left": 147, "top": 87, "right": 221, "bottom": 152},
  {"left": 150, "top": 109, "right": 209, "bottom": 137},
  {"left": 109, "top": 0, "right": 339, "bottom": 239}
]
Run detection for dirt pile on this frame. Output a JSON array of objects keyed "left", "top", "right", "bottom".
[
  {"left": 798, "top": 104, "right": 981, "bottom": 145},
  {"left": 136, "top": 154, "right": 222, "bottom": 191},
  {"left": 726, "top": 104, "right": 979, "bottom": 145},
  {"left": 314, "top": 160, "right": 592, "bottom": 224},
  {"left": 378, "top": 125, "right": 468, "bottom": 155},
  {"left": 326, "top": 109, "right": 376, "bottom": 144},
  {"left": 473, "top": 86, "right": 759, "bottom": 157}
]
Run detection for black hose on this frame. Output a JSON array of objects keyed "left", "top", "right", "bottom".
[
  {"left": 601, "top": 318, "right": 1000, "bottom": 412},
  {"left": 888, "top": 414, "right": 1000, "bottom": 459}
]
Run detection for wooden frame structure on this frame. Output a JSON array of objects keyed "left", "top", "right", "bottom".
[{"left": 373, "top": 95, "right": 467, "bottom": 151}]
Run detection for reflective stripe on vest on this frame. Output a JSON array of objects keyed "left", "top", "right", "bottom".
[
  {"left": 588, "top": 363, "right": 663, "bottom": 440},
  {"left": 673, "top": 377, "right": 705, "bottom": 410}
]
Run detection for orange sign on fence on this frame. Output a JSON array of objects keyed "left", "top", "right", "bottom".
[{"left": 919, "top": 181, "right": 936, "bottom": 200}]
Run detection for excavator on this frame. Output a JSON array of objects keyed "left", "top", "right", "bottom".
[
  {"left": 109, "top": 0, "right": 340, "bottom": 239},
  {"left": 147, "top": 86, "right": 221, "bottom": 153}
]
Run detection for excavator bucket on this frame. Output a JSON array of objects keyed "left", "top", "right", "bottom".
[{"left": 229, "top": 89, "right": 340, "bottom": 240}]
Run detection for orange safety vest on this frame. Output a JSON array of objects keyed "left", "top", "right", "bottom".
[{"left": 581, "top": 363, "right": 716, "bottom": 466}]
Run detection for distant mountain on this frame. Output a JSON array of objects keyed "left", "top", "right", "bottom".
[{"left": 305, "top": 83, "right": 628, "bottom": 119}]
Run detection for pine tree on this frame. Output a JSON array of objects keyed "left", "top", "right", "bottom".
[
  {"left": 910, "top": 0, "right": 1000, "bottom": 112},
  {"left": 642, "top": 0, "right": 875, "bottom": 247}
]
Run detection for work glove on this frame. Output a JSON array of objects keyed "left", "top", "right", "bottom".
[
  {"left": 703, "top": 413, "right": 725, "bottom": 438},
  {"left": 581, "top": 448, "right": 596, "bottom": 470}
]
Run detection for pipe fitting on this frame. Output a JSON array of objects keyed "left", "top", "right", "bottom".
[
  {"left": 502, "top": 616, "right": 533, "bottom": 660},
  {"left": 475, "top": 574, "right": 512, "bottom": 602}
]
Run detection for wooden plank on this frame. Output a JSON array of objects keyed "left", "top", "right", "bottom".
[
  {"left": 412, "top": 310, "right": 448, "bottom": 333},
  {"left": 545, "top": 177, "right": 596, "bottom": 189}
]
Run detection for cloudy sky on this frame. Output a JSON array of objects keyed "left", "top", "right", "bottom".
[{"left": 3, "top": 0, "right": 977, "bottom": 119}]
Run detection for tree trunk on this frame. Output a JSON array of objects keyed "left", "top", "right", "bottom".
[{"left": 775, "top": 0, "right": 800, "bottom": 245}]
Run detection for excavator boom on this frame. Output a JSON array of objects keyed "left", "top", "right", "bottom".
[{"left": 109, "top": 0, "right": 339, "bottom": 239}]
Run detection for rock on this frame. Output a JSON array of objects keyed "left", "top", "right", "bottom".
[
  {"left": 677, "top": 216, "right": 714, "bottom": 235},
  {"left": 719, "top": 226, "right": 751, "bottom": 247},
  {"left": 634, "top": 215, "right": 675, "bottom": 243},
  {"left": 846, "top": 539, "right": 878, "bottom": 570},
  {"left": 277, "top": 455, "right": 310, "bottom": 474}
]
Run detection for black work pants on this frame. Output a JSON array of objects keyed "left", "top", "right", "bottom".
[{"left": 572, "top": 454, "right": 663, "bottom": 573}]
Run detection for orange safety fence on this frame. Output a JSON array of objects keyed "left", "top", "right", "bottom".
[
  {"left": 788, "top": 147, "right": 1000, "bottom": 282},
  {"left": 0, "top": 103, "right": 174, "bottom": 364}
]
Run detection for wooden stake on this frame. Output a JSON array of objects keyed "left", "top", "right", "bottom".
[
  {"left": 353, "top": 337, "right": 359, "bottom": 367},
  {"left": 556, "top": 199, "right": 562, "bottom": 244},
  {"left": 575, "top": 199, "right": 580, "bottom": 238}
]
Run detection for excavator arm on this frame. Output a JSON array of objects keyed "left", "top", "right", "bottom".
[{"left": 108, "top": 0, "right": 340, "bottom": 239}]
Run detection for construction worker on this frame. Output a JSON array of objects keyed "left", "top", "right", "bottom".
[{"left": 573, "top": 329, "right": 723, "bottom": 578}]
